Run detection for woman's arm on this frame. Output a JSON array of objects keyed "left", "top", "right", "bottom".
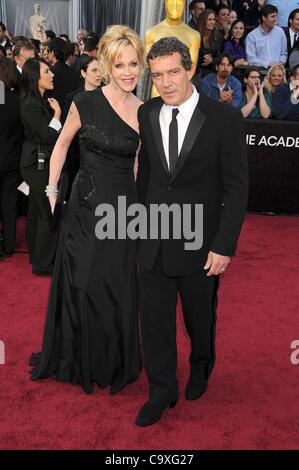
[
  {"left": 258, "top": 85, "right": 271, "bottom": 119},
  {"left": 48, "top": 102, "right": 81, "bottom": 211},
  {"left": 241, "top": 90, "right": 258, "bottom": 118}
]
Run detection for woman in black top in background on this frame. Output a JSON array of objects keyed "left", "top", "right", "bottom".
[
  {"left": 20, "top": 58, "right": 61, "bottom": 274},
  {"left": 62, "top": 55, "right": 102, "bottom": 198}
]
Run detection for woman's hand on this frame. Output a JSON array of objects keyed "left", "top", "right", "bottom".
[
  {"left": 48, "top": 193, "right": 57, "bottom": 215},
  {"left": 47, "top": 98, "right": 61, "bottom": 119},
  {"left": 258, "top": 81, "right": 265, "bottom": 97}
]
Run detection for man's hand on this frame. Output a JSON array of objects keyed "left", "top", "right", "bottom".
[
  {"left": 204, "top": 252, "right": 231, "bottom": 277},
  {"left": 220, "top": 87, "right": 233, "bottom": 103}
]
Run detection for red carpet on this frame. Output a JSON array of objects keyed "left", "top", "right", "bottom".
[{"left": 0, "top": 214, "right": 299, "bottom": 450}]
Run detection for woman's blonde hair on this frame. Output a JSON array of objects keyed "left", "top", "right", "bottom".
[
  {"left": 97, "top": 25, "right": 144, "bottom": 84},
  {"left": 264, "top": 64, "right": 287, "bottom": 93}
]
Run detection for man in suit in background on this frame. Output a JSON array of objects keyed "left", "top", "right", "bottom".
[
  {"left": 135, "top": 37, "right": 248, "bottom": 426},
  {"left": 188, "top": 1, "right": 206, "bottom": 30},
  {"left": 47, "top": 37, "right": 81, "bottom": 110},
  {"left": 285, "top": 8, "right": 299, "bottom": 64},
  {"left": 273, "top": 64, "right": 299, "bottom": 120},
  {"left": 12, "top": 40, "right": 36, "bottom": 93}
]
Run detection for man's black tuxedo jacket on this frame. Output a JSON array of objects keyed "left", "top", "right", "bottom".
[
  {"left": 0, "top": 89, "right": 23, "bottom": 171},
  {"left": 136, "top": 92, "right": 248, "bottom": 277},
  {"left": 50, "top": 61, "right": 81, "bottom": 111}
]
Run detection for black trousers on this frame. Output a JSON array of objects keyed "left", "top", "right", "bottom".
[
  {"left": 0, "top": 169, "right": 21, "bottom": 254},
  {"left": 139, "top": 248, "right": 219, "bottom": 406},
  {"left": 21, "top": 162, "right": 58, "bottom": 274}
]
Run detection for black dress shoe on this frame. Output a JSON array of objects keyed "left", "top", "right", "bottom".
[
  {"left": 135, "top": 399, "right": 177, "bottom": 427},
  {"left": 185, "top": 380, "right": 208, "bottom": 401}
]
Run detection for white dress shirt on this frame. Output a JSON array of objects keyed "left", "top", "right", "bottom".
[
  {"left": 289, "top": 29, "right": 299, "bottom": 48},
  {"left": 159, "top": 85, "right": 199, "bottom": 170},
  {"left": 49, "top": 117, "right": 62, "bottom": 132}
]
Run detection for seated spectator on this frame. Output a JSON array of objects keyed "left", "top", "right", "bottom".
[
  {"left": 285, "top": 8, "right": 299, "bottom": 63},
  {"left": 289, "top": 37, "right": 299, "bottom": 70},
  {"left": 228, "top": 10, "right": 238, "bottom": 26},
  {"left": 197, "top": 9, "right": 224, "bottom": 73},
  {"left": 232, "top": 1, "right": 265, "bottom": 26},
  {"left": 224, "top": 19, "right": 248, "bottom": 66},
  {"left": 0, "top": 57, "right": 23, "bottom": 258},
  {"left": 206, "top": 0, "right": 229, "bottom": 9},
  {"left": 200, "top": 52, "right": 243, "bottom": 107},
  {"left": 272, "top": 65, "right": 299, "bottom": 120},
  {"left": 245, "top": 4, "right": 288, "bottom": 68},
  {"left": 264, "top": 64, "right": 287, "bottom": 94},
  {"left": 240, "top": 67, "right": 272, "bottom": 118},
  {"left": 188, "top": 1, "right": 206, "bottom": 30},
  {"left": 216, "top": 4, "right": 230, "bottom": 40},
  {"left": 265, "top": 0, "right": 299, "bottom": 28}
]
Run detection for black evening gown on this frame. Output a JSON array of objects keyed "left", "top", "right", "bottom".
[{"left": 30, "top": 88, "right": 142, "bottom": 394}]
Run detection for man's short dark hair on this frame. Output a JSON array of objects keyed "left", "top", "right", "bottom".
[
  {"left": 215, "top": 52, "right": 235, "bottom": 68},
  {"left": 259, "top": 5, "right": 278, "bottom": 23},
  {"left": 290, "top": 64, "right": 299, "bottom": 76},
  {"left": 45, "top": 30, "right": 56, "bottom": 40},
  {"left": 47, "top": 37, "right": 68, "bottom": 61},
  {"left": 147, "top": 37, "right": 192, "bottom": 71},
  {"left": 13, "top": 40, "right": 36, "bottom": 58},
  {"left": 0, "top": 21, "right": 6, "bottom": 32},
  {"left": 216, "top": 4, "right": 230, "bottom": 15},
  {"left": 189, "top": 0, "right": 205, "bottom": 14},
  {"left": 84, "top": 36, "right": 99, "bottom": 53}
]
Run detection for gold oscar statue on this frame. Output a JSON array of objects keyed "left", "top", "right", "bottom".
[{"left": 145, "top": 0, "right": 201, "bottom": 97}]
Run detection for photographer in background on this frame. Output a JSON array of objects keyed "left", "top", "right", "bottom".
[{"left": 20, "top": 58, "right": 61, "bottom": 274}]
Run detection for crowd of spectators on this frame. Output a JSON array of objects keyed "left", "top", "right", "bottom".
[{"left": 188, "top": 1, "right": 299, "bottom": 120}]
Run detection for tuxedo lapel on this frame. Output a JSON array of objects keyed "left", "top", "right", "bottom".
[
  {"left": 170, "top": 104, "right": 207, "bottom": 183},
  {"left": 149, "top": 103, "right": 171, "bottom": 176}
]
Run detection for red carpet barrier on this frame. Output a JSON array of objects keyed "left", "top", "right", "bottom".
[{"left": 245, "top": 119, "right": 299, "bottom": 214}]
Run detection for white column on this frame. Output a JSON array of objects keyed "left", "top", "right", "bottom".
[
  {"left": 69, "top": 0, "right": 80, "bottom": 42},
  {"left": 0, "top": 0, "right": 7, "bottom": 26}
]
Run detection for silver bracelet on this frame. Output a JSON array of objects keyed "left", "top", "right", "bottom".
[{"left": 45, "top": 185, "right": 58, "bottom": 197}]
